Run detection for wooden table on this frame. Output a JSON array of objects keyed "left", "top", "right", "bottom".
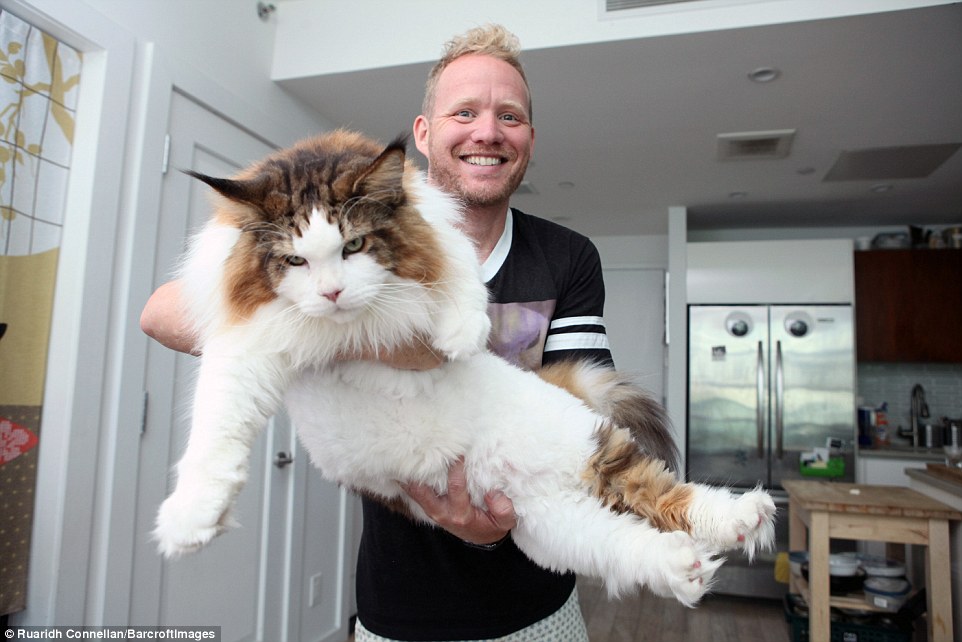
[{"left": 784, "top": 480, "right": 962, "bottom": 642}]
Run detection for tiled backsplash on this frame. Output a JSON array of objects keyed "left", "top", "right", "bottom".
[{"left": 857, "top": 362, "right": 962, "bottom": 429}]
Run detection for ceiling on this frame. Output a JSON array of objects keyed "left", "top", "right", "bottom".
[{"left": 277, "top": 4, "right": 962, "bottom": 237}]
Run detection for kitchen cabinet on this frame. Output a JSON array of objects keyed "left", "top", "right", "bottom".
[
  {"left": 856, "top": 451, "right": 941, "bottom": 486},
  {"left": 854, "top": 249, "right": 962, "bottom": 362}
]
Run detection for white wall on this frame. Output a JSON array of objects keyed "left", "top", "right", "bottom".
[
  {"left": 271, "top": 0, "right": 955, "bottom": 80},
  {"left": 592, "top": 234, "right": 667, "bottom": 268},
  {"left": 687, "top": 239, "right": 854, "bottom": 304},
  {"left": 76, "top": 0, "right": 330, "bottom": 144}
]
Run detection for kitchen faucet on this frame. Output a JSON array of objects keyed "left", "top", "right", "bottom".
[{"left": 910, "top": 384, "right": 930, "bottom": 447}]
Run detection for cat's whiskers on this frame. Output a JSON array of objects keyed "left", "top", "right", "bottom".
[
  {"left": 366, "top": 285, "right": 439, "bottom": 318},
  {"left": 242, "top": 220, "right": 291, "bottom": 239}
]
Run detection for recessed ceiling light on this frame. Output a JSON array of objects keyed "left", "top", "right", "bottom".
[
  {"left": 870, "top": 183, "right": 893, "bottom": 193},
  {"left": 748, "top": 67, "right": 780, "bottom": 83},
  {"left": 729, "top": 191, "right": 748, "bottom": 199}
]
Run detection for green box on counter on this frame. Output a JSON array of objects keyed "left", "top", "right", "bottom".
[{"left": 799, "top": 457, "right": 846, "bottom": 478}]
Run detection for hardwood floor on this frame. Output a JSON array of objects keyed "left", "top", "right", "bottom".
[
  {"left": 347, "top": 578, "right": 791, "bottom": 642},
  {"left": 577, "top": 577, "right": 791, "bottom": 642}
]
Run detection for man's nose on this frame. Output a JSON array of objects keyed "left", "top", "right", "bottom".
[{"left": 471, "top": 112, "right": 504, "bottom": 144}]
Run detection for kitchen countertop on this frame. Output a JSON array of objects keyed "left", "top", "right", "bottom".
[
  {"left": 857, "top": 445, "right": 948, "bottom": 460},
  {"left": 906, "top": 467, "right": 962, "bottom": 499}
]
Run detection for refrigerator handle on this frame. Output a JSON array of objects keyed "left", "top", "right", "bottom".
[
  {"left": 775, "top": 340, "right": 784, "bottom": 459},
  {"left": 756, "top": 341, "right": 764, "bottom": 459}
]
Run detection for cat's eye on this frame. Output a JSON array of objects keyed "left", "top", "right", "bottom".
[
  {"left": 343, "top": 237, "right": 365, "bottom": 254},
  {"left": 285, "top": 255, "right": 307, "bottom": 266}
]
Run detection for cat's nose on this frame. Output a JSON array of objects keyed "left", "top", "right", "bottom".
[{"left": 322, "top": 289, "right": 342, "bottom": 303}]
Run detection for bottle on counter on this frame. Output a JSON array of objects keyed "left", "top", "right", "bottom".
[
  {"left": 874, "top": 403, "right": 890, "bottom": 446},
  {"left": 857, "top": 406, "right": 875, "bottom": 447}
]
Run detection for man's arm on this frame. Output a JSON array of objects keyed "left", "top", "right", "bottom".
[{"left": 140, "top": 280, "right": 446, "bottom": 370}]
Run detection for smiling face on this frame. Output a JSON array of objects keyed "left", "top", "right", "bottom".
[{"left": 414, "top": 54, "right": 535, "bottom": 210}]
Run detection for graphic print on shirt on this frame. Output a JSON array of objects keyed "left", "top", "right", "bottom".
[{"left": 488, "top": 300, "right": 555, "bottom": 370}]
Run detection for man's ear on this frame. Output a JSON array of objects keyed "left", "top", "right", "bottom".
[{"left": 413, "top": 114, "right": 430, "bottom": 157}]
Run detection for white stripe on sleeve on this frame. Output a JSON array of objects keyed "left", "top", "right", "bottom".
[
  {"left": 544, "top": 332, "right": 610, "bottom": 353},
  {"left": 548, "top": 316, "right": 606, "bottom": 330}
]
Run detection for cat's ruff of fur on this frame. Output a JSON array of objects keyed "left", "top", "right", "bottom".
[{"left": 153, "top": 130, "right": 776, "bottom": 606}]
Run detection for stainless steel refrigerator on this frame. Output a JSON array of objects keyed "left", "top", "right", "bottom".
[{"left": 687, "top": 304, "right": 856, "bottom": 598}]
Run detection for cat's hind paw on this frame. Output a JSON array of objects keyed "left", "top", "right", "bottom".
[
  {"left": 153, "top": 491, "right": 236, "bottom": 559},
  {"left": 689, "top": 487, "right": 776, "bottom": 560},
  {"left": 730, "top": 489, "right": 776, "bottom": 560},
  {"left": 649, "top": 531, "right": 723, "bottom": 607}
]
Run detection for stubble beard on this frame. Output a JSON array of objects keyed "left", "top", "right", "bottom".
[{"left": 428, "top": 149, "right": 527, "bottom": 209}]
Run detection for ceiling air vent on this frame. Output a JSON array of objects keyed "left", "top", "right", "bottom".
[
  {"left": 606, "top": 0, "right": 702, "bottom": 10},
  {"left": 717, "top": 129, "right": 796, "bottom": 161},
  {"left": 823, "top": 143, "right": 962, "bottom": 181}
]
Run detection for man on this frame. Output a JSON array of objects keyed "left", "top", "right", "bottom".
[{"left": 142, "top": 24, "right": 612, "bottom": 642}]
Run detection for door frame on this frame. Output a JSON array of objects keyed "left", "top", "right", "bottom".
[
  {"left": 1, "top": 0, "right": 138, "bottom": 625},
  {"left": 4, "top": 0, "right": 330, "bottom": 627}
]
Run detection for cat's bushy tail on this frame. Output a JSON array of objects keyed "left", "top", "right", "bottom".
[{"left": 537, "top": 360, "right": 680, "bottom": 475}]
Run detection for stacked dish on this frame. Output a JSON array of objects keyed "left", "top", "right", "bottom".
[
  {"left": 859, "top": 555, "right": 911, "bottom": 612},
  {"left": 863, "top": 577, "right": 912, "bottom": 612},
  {"left": 793, "top": 552, "right": 912, "bottom": 601}
]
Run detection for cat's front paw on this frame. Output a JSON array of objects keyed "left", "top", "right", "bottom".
[
  {"left": 648, "top": 531, "right": 723, "bottom": 607},
  {"left": 433, "top": 310, "right": 490, "bottom": 361},
  {"left": 153, "top": 490, "right": 236, "bottom": 559},
  {"left": 689, "top": 487, "right": 776, "bottom": 560}
]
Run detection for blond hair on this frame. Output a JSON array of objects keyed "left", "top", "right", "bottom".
[{"left": 421, "top": 24, "right": 532, "bottom": 121}]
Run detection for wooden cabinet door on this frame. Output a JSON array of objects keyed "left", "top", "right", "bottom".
[{"left": 854, "top": 249, "right": 962, "bottom": 362}]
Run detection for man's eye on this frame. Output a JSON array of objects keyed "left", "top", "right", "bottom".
[
  {"left": 286, "top": 255, "right": 307, "bottom": 266},
  {"left": 344, "top": 237, "right": 364, "bottom": 254},
  {"left": 455, "top": 110, "right": 473, "bottom": 119}
]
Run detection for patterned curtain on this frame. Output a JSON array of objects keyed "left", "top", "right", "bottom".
[{"left": 0, "top": 10, "right": 82, "bottom": 616}]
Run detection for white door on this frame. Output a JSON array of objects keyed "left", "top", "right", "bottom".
[
  {"left": 602, "top": 268, "right": 666, "bottom": 403},
  {"left": 130, "top": 92, "right": 353, "bottom": 642}
]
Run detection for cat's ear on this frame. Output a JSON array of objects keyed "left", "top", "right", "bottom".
[
  {"left": 184, "top": 170, "right": 289, "bottom": 216},
  {"left": 336, "top": 136, "right": 407, "bottom": 206}
]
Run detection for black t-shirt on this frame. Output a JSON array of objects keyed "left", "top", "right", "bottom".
[{"left": 355, "top": 209, "right": 612, "bottom": 640}]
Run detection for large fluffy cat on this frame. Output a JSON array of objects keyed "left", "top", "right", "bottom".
[{"left": 154, "top": 129, "right": 775, "bottom": 605}]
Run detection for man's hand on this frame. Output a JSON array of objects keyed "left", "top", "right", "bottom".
[{"left": 402, "top": 458, "right": 516, "bottom": 546}]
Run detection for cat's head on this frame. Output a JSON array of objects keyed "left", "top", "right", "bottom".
[{"left": 187, "top": 130, "right": 446, "bottom": 323}]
